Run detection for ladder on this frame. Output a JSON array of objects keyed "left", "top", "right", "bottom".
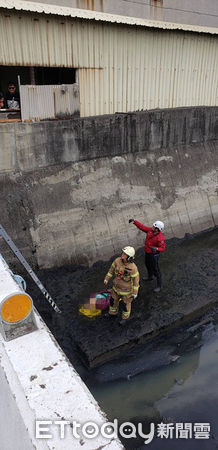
[{"left": 0, "top": 224, "right": 61, "bottom": 314}]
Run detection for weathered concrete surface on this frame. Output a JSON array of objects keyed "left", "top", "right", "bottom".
[
  {"left": 0, "top": 107, "right": 217, "bottom": 173},
  {"left": 0, "top": 107, "right": 217, "bottom": 269},
  {"left": 26, "top": 228, "right": 218, "bottom": 369}
]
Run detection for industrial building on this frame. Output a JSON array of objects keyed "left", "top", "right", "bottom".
[{"left": 0, "top": 0, "right": 217, "bottom": 119}]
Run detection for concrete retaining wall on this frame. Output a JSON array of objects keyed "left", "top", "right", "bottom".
[
  {"left": 0, "top": 107, "right": 217, "bottom": 268},
  {"left": 0, "top": 107, "right": 217, "bottom": 173}
]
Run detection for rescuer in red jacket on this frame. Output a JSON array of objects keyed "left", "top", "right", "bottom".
[{"left": 129, "top": 219, "right": 166, "bottom": 292}]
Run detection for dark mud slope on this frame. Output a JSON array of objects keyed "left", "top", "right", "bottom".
[{"left": 12, "top": 227, "right": 218, "bottom": 369}]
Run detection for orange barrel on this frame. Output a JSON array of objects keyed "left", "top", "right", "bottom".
[{"left": 0, "top": 292, "right": 33, "bottom": 324}]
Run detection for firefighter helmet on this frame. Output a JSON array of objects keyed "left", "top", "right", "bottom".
[
  {"left": 122, "top": 246, "right": 135, "bottom": 258},
  {"left": 153, "top": 221, "right": 164, "bottom": 231}
]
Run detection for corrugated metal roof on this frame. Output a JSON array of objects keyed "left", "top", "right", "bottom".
[{"left": 0, "top": 0, "right": 218, "bottom": 35}]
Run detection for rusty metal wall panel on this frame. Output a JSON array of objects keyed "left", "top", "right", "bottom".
[
  {"left": 70, "top": 20, "right": 103, "bottom": 68},
  {"left": 78, "top": 69, "right": 104, "bottom": 116},
  {"left": 54, "top": 84, "right": 80, "bottom": 116},
  {"left": 20, "top": 84, "right": 79, "bottom": 121},
  {"left": 0, "top": 11, "right": 103, "bottom": 68}
]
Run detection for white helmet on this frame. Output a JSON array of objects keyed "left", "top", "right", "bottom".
[
  {"left": 122, "top": 246, "right": 135, "bottom": 258},
  {"left": 153, "top": 221, "right": 164, "bottom": 231}
]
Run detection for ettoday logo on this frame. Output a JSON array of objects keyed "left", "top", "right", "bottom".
[{"left": 36, "top": 420, "right": 211, "bottom": 443}]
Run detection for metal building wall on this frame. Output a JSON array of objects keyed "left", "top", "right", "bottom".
[
  {"left": 0, "top": 12, "right": 103, "bottom": 68},
  {"left": 0, "top": 10, "right": 217, "bottom": 116},
  {"left": 78, "top": 25, "right": 218, "bottom": 116}
]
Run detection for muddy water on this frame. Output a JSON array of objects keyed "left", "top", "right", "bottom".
[{"left": 87, "top": 314, "right": 218, "bottom": 449}]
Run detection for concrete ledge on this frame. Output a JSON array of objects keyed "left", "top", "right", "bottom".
[
  {"left": 0, "top": 107, "right": 217, "bottom": 173},
  {"left": 78, "top": 298, "right": 218, "bottom": 368},
  {"left": 46, "top": 228, "right": 217, "bottom": 368}
]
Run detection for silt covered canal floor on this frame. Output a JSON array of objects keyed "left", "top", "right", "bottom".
[{"left": 28, "top": 227, "right": 218, "bottom": 372}]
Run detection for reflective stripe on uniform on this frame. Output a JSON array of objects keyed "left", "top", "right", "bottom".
[
  {"left": 113, "top": 286, "right": 132, "bottom": 296},
  {"left": 109, "top": 306, "right": 118, "bottom": 315},
  {"left": 131, "top": 271, "right": 139, "bottom": 278},
  {"left": 122, "top": 311, "right": 130, "bottom": 318},
  {"left": 109, "top": 306, "right": 118, "bottom": 312}
]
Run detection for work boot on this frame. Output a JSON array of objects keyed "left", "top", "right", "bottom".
[
  {"left": 142, "top": 276, "right": 154, "bottom": 281},
  {"left": 153, "top": 287, "right": 161, "bottom": 293},
  {"left": 119, "top": 319, "right": 129, "bottom": 326}
]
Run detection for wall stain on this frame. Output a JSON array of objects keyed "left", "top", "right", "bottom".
[
  {"left": 76, "top": 0, "right": 103, "bottom": 11},
  {"left": 42, "top": 365, "right": 53, "bottom": 371},
  {"left": 30, "top": 375, "right": 37, "bottom": 381}
]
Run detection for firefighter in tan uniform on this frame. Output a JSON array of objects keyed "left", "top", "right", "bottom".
[{"left": 104, "top": 246, "right": 140, "bottom": 323}]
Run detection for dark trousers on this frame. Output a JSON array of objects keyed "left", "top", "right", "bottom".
[{"left": 145, "top": 253, "right": 162, "bottom": 288}]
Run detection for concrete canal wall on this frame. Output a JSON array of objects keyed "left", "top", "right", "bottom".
[{"left": 0, "top": 106, "right": 217, "bottom": 268}]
